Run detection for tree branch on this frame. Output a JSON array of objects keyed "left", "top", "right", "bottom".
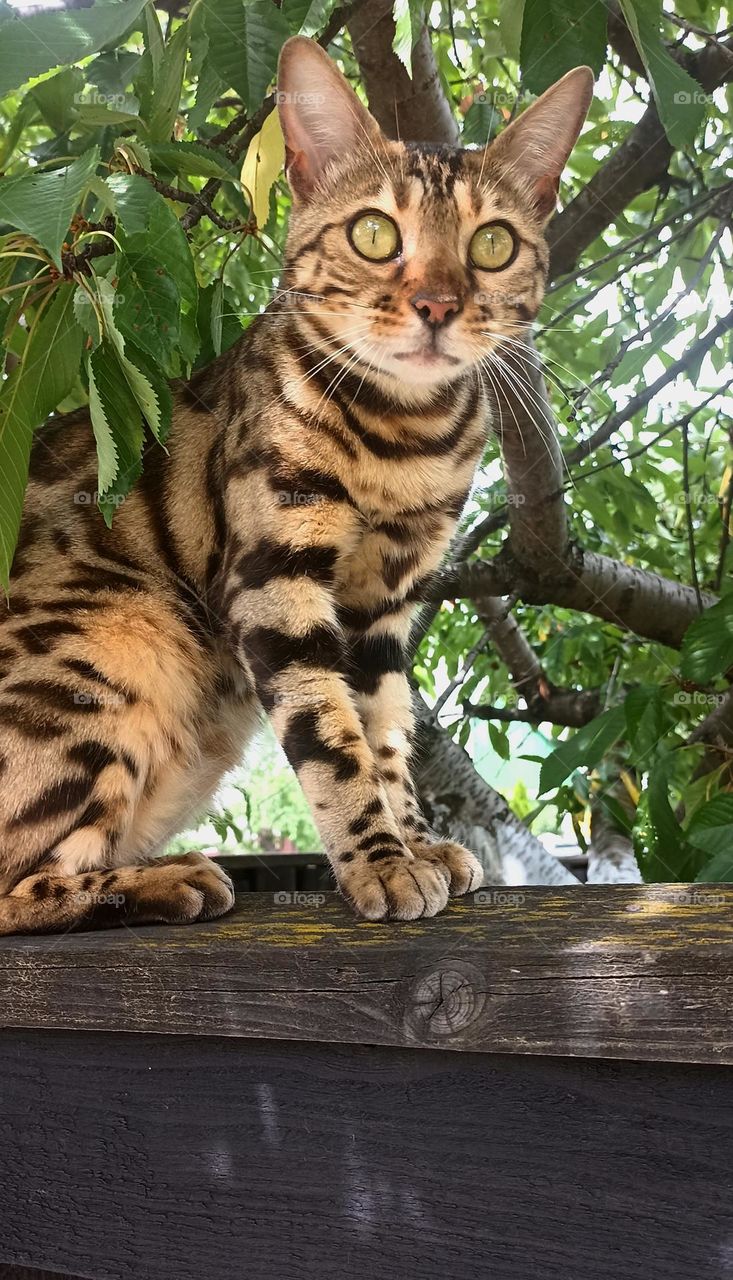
[{"left": 347, "top": 0, "right": 459, "bottom": 143}]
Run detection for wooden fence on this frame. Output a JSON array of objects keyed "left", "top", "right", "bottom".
[{"left": 0, "top": 882, "right": 732, "bottom": 1278}]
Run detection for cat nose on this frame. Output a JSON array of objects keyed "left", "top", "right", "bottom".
[{"left": 410, "top": 293, "right": 461, "bottom": 327}]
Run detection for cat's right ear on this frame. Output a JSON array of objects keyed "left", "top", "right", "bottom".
[{"left": 277, "top": 36, "right": 383, "bottom": 199}]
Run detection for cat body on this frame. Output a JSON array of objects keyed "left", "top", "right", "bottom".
[{"left": 0, "top": 39, "right": 592, "bottom": 932}]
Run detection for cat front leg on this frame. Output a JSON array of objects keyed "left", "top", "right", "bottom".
[
  {"left": 221, "top": 501, "right": 450, "bottom": 919},
  {"left": 348, "top": 608, "right": 483, "bottom": 898}
]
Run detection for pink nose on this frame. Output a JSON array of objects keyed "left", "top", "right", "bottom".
[{"left": 411, "top": 293, "right": 461, "bottom": 327}]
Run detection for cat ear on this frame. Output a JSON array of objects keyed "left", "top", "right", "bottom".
[
  {"left": 277, "top": 36, "right": 383, "bottom": 199},
  {"left": 487, "top": 67, "right": 594, "bottom": 221}
]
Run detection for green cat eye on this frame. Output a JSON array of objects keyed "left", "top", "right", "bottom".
[
  {"left": 348, "top": 211, "right": 400, "bottom": 262},
  {"left": 469, "top": 223, "right": 516, "bottom": 271}
]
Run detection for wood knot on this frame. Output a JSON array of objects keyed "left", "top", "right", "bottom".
[{"left": 406, "top": 960, "right": 485, "bottom": 1041}]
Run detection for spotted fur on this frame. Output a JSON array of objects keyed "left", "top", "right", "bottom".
[{"left": 0, "top": 39, "right": 593, "bottom": 931}]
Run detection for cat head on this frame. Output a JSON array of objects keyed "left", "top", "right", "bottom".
[{"left": 276, "top": 37, "right": 592, "bottom": 391}]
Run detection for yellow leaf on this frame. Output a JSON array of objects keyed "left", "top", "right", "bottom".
[{"left": 240, "top": 110, "right": 285, "bottom": 229}]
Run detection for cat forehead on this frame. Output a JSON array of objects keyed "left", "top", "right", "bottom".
[{"left": 331, "top": 142, "right": 531, "bottom": 230}]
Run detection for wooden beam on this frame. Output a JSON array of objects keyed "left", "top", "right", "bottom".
[{"left": 1, "top": 887, "right": 732, "bottom": 1064}]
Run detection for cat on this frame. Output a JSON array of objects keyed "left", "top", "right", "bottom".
[{"left": 0, "top": 37, "right": 592, "bottom": 933}]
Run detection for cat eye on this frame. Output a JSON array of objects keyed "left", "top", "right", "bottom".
[
  {"left": 469, "top": 223, "right": 516, "bottom": 271},
  {"left": 348, "top": 211, "right": 400, "bottom": 262}
]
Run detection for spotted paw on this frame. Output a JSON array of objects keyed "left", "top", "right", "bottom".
[
  {"left": 340, "top": 851, "right": 450, "bottom": 921},
  {"left": 134, "top": 852, "right": 236, "bottom": 923},
  {"left": 407, "top": 840, "right": 483, "bottom": 897}
]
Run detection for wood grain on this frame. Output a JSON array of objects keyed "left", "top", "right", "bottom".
[
  {"left": 2, "top": 1029, "right": 733, "bottom": 1280},
  {"left": 1, "top": 886, "right": 732, "bottom": 1062}
]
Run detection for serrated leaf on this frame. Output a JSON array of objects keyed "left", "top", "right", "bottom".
[
  {"left": 148, "top": 19, "right": 188, "bottom": 142},
  {"left": 149, "top": 141, "right": 238, "bottom": 181},
  {"left": 240, "top": 109, "right": 285, "bottom": 228},
  {"left": 687, "top": 794, "right": 733, "bottom": 864},
  {"left": 618, "top": 0, "right": 706, "bottom": 147},
  {"left": 92, "top": 275, "right": 169, "bottom": 441},
  {"left": 202, "top": 0, "right": 290, "bottom": 113},
  {"left": 0, "top": 285, "right": 82, "bottom": 587},
  {"left": 88, "top": 341, "right": 144, "bottom": 520},
  {"left": 0, "top": 0, "right": 149, "bottom": 98},
  {"left": 115, "top": 240, "right": 180, "bottom": 368},
  {"left": 392, "top": 0, "right": 425, "bottom": 74},
  {"left": 106, "top": 174, "right": 198, "bottom": 308},
  {"left": 30, "top": 67, "right": 84, "bottom": 134},
  {"left": 521, "top": 0, "right": 606, "bottom": 94},
  {"left": 539, "top": 704, "right": 626, "bottom": 794},
  {"left": 281, "top": 0, "right": 338, "bottom": 35},
  {"left": 0, "top": 147, "right": 99, "bottom": 267},
  {"left": 680, "top": 597, "right": 733, "bottom": 683}
]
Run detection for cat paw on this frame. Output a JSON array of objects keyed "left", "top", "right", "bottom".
[
  {"left": 138, "top": 852, "right": 235, "bottom": 923},
  {"left": 341, "top": 852, "right": 450, "bottom": 921},
  {"left": 407, "top": 840, "right": 483, "bottom": 897}
]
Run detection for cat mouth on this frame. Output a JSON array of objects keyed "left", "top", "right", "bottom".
[{"left": 392, "top": 348, "right": 461, "bottom": 367}]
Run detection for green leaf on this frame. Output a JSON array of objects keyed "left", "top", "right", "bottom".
[
  {"left": 0, "top": 0, "right": 149, "bottom": 98},
  {"left": 687, "top": 794, "right": 733, "bottom": 864},
  {"left": 30, "top": 67, "right": 84, "bottom": 134},
  {"left": 148, "top": 19, "right": 189, "bottom": 142},
  {"left": 538, "top": 704, "right": 626, "bottom": 793},
  {"left": 202, "top": 0, "right": 290, "bottom": 113},
  {"left": 634, "top": 756, "right": 702, "bottom": 882},
  {"left": 148, "top": 141, "right": 238, "bottom": 181},
  {"left": 617, "top": 0, "right": 706, "bottom": 146},
  {"left": 520, "top": 0, "right": 606, "bottom": 93},
  {"left": 282, "top": 0, "right": 338, "bottom": 36},
  {"left": 680, "top": 596, "right": 733, "bottom": 683},
  {"left": 0, "top": 285, "right": 82, "bottom": 588},
  {"left": 106, "top": 174, "right": 198, "bottom": 309},
  {"left": 0, "top": 147, "right": 99, "bottom": 268},
  {"left": 392, "top": 0, "right": 425, "bottom": 74},
  {"left": 195, "top": 281, "right": 244, "bottom": 367},
  {"left": 93, "top": 275, "right": 169, "bottom": 442},
  {"left": 499, "top": 0, "right": 524, "bottom": 61},
  {"left": 115, "top": 238, "right": 180, "bottom": 369},
  {"left": 624, "top": 685, "right": 668, "bottom": 763},
  {"left": 87, "top": 341, "right": 144, "bottom": 521}
]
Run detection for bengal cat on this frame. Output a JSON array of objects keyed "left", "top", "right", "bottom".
[{"left": 0, "top": 38, "right": 592, "bottom": 933}]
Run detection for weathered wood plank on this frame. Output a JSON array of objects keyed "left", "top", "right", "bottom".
[
  {"left": 1, "top": 886, "right": 732, "bottom": 1063},
  {"left": 1, "top": 1029, "right": 733, "bottom": 1280}
]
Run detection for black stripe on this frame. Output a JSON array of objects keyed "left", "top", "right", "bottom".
[
  {"left": 357, "top": 830, "right": 403, "bottom": 852},
  {"left": 281, "top": 707, "right": 359, "bottom": 783},
  {"left": 12, "top": 619, "right": 83, "bottom": 655},
  {"left": 350, "top": 634, "right": 404, "bottom": 695},
  {"left": 0, "top": 702, "right": 65, "bottom": 739},
  {"left": 237, "top": 540, "right": 339, "bottom": 591},
  {"left": 8, "top": 775, "right": 92, "bottom": 828},
  {"left": 5, "top": 679, "right": 103, "bottom": 715},
  {"left": 67, "top": 741, "right": 118, "bottom": 777},
  {"left": 62, "top": 659, "right": 134, "bottom": 702},
  {"left": 242, "top": 625, "right": 344, "bottom": 702}
]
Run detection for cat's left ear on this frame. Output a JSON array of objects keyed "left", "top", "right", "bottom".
[
  {"left": 486, "top": 67, "right": 594, "bottom": 221},
  {"left": 277, "top": 36, "right": 384, "bottom": 200}
]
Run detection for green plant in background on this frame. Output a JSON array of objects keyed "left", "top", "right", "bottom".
[{"left": 0, "top": 0, "right": 731, "bottom": 879}]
